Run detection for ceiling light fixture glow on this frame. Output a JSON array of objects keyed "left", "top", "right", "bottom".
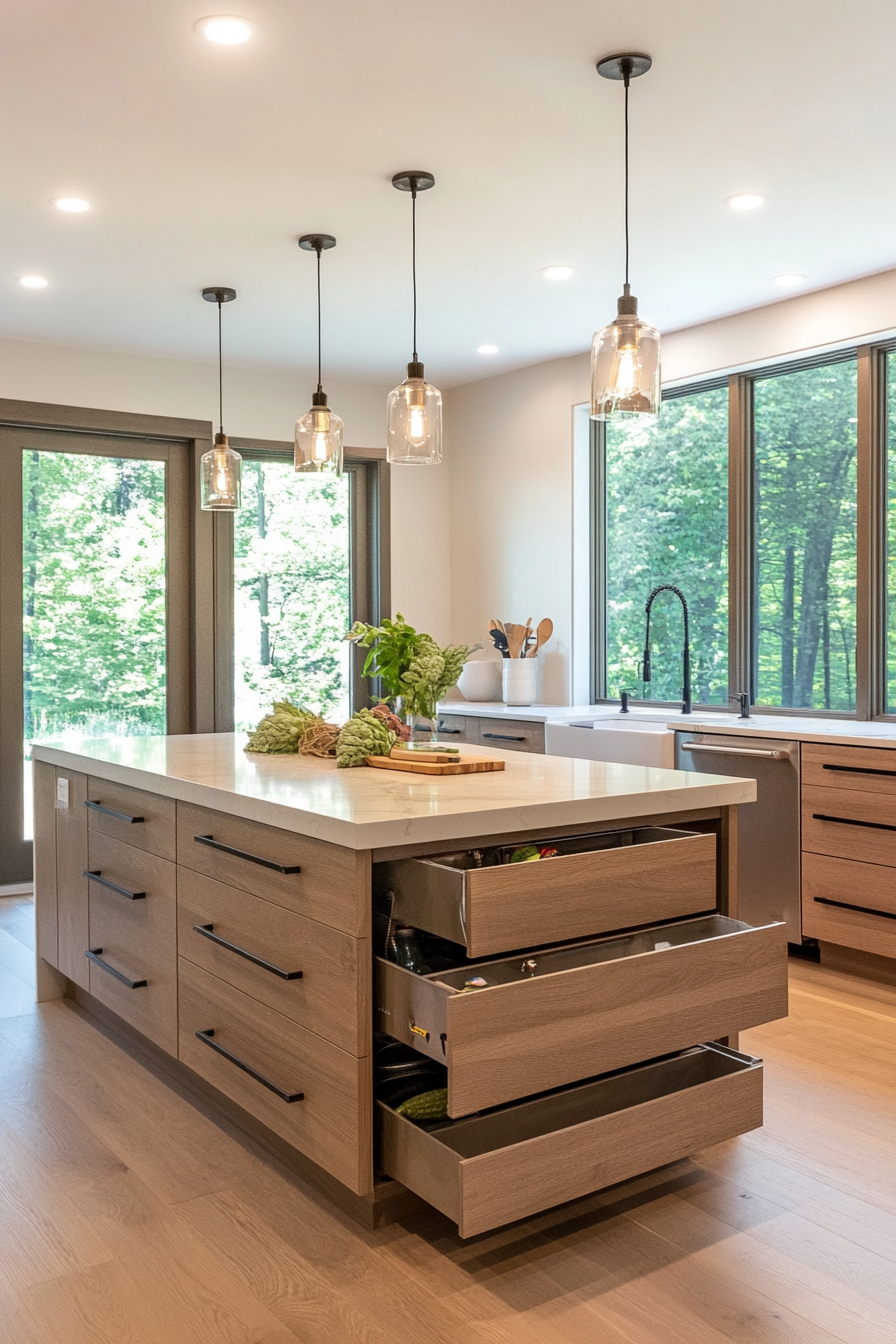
[
  {"left": 726, "top": 193, "right": 765, "bottom": 211},
  {"left": 387, "top": 171, "right": 442, "bottom": 466},
  {"left": 774, "top": 273, "right": 806, "bottom": 290},
  {"left": 20, "top": 275, "right": 48, "bottom": 288},
  {"left": 52, "top": 197, "right": 90, "bottom": 213},
  {"left": 195, "top": 15, "right": 253, "bottom": 44},
  {"left": 199, "top": 287, "right": 242, "bottom": 510},
  {"left": 542, "top": 265, "right": 573, "bottom": 281},
  {"left": 295, "top": 235, "right": 343, "bottom": 475},
  {"left": 477, "top": 344, "right": 499, "bottom": 355}
]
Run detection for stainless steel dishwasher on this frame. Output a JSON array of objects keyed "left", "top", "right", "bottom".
[{"left": 674, "top": 732, "right": 801, "bottom": 947}]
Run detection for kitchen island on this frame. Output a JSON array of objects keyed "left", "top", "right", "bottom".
[{"left": 31, "top": 734, "right": 788, "bottom": 1238}]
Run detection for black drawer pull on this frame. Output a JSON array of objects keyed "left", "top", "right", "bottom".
[
  {"left": 193, "top": 924, "right": 302, "bottom": 979},
  {"left": 823, "top": 762, "right": 896, "bottom": 778},
  {"left": 84, "top": 870, "right": 146, "bottom": 900},
  {"left": 85, "top": 948, "right": 147, "bottom": 989},
  {"left": 437, "top": 726, "right": 463, "bottom": 735},
  {"left": 194, "top": 835, "right": 301, "bottom": 874},
  {"left": 194, "top": 1029, "right": 303, "bottom": 1102},
  {"left": 482, "top": 732, "right": 526, "bottom": 742},
  {"left": 85, "top": 800, "right": 144, "bottom": 824},
  {"left": 812, "top": 812, "right": 896, "bottom": 833},
  {"left": 813, "top": 896, "right": 896, "bottom": 921}
]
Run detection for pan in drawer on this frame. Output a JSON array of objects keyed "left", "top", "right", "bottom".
[
  {"left": 376, "top": 826, "right": 717, "bottom": 957},
  {"left": 375, "top": 913, "right": 786, "bottom": 1117},
  {"left": 379, "top": 1043, "right": 763, "bottom": 1238}
]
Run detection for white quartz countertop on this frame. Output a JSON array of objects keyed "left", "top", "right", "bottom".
[{"left": 32, "top": 733, "right": 755, "bottom": 851}]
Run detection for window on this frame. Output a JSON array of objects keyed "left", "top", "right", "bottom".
[
  {"left": 601, "top": 385, "right": 729, "bottom": 705},
  {"left": 753, "top": 359, "right": 857, "bottom": 711},
  {"left": 887, "top": 350, "right": 896, "bottom": 713}
]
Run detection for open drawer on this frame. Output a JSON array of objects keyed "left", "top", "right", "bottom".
[
  {"left": 379, "top": 1043, "right": 763, "bottom": 1238},
  {"left": 375, "top": 826, "right": 717, "bottom": 958},
  {"left": 375, "top": 913, "right": 786, "bottom": 1116}
]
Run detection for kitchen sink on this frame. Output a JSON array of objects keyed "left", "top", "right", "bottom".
[{"left": 545, "top": 718, "right": 675, "bottom": 768}]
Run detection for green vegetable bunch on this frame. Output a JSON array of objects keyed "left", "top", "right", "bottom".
[
  {"left": 336, "top": 708, "right": 396, "bottom": 768},
  {"left": 245, "top": 701, "right": 319, "bottom": 754},
  {"left": 346, "top": 613, "right": 472, "bottom": 721},
  {"left": 346, "top": 614, "right": 421, "bottom": 700}
]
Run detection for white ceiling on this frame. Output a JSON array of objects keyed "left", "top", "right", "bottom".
[{"left": 2, "top": 1, "right": 895, "bottom": 386}]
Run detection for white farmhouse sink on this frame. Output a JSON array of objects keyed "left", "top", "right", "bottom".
[{"left": 545, "top": 718, "right": 675, "bottom": 769}]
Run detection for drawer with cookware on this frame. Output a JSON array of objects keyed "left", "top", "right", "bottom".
[
  {"left": 177, "top": 866, "right": 368, "bottom": 1055},
  {"left": 85, "top": 831, "right": 177, "bottom": 1053},
  {"left": 378, "top": 1043, "right": 763, "bottom": 1238},
  {"left": 86, "top": 775, "right": 176, "bottom": 860},
  {"left": 475, "top": 717, "right": 545, "bottom": 753},
  {"left": 176, "top": 800, "right": 366, "bottom": 936},
  {"left": 374, "top": 913, "right": 786, "bottom": 1117},
  {"left": 178, "top": 958, "right": 371, "bottom": 1195},
  {"left": 376, "top": 826, "right": 717, "bottom": 958}
]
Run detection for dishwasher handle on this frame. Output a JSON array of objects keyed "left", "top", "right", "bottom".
[{"left": 680, "top": 742, "right": 792, "bottom": 761}]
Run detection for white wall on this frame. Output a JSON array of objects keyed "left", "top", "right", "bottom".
[
  {"left": 0, "top": 334, "right": 451, "bottom": 637},
  {"left": 444, "top": 267, "right": 896, "bottom": 703}
]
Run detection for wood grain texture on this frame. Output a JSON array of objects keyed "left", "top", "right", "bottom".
[
  {"left": 475, "top": 717, "right": 546, "bottom": 752},
  {"left": 33, "top": 761, "right": 58, "bottom": 974},
  {"left": 176, "top": 866, "right": 369, "bottom": 1056},
  {"left": 380, "top": 1062, "right": 763, "bottom": 1238},
  {"left": 802, "top": 783, "right": 896, "bottom": 866},
  {"left": 435, "top": 714, "right": 480, "bottom": 745},
  {"left": 55, "top": 769, "right": 89, "bottom": 990},
  {"left": 803, "top": 742, "right": 896, "bottom": 796},
  {"left": 802, "top": 850, "right": 896, "bottom": 960},
  {"left": 177, "top": 959, "right": 371, "bottom": 1196},
  {"left": 176, "top": 801, "right": 368, "bottom": 937},
  {"left": 86, "top": 837, "right": 177, "bottom": 1055},
  {"left": 464, "top": 830, "right": 716, "bottom": 957},
  {"left": 365, "top": 754, "right": 505, "bottom": 775},
  {"left": 444, "top": 923, "right": 787, "bottom": 1116},
  {"left": 85, "top": 777, "right": 175, "bottom": 862}
]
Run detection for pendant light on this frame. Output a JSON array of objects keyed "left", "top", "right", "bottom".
[
  {"left": 199, "top": 286, "right": 242, "bottom": 510},
  {"left": 591, "top": 53, "right": 661, "bottom": 422},
  {"left": 295, "top": 234, "right": 343, "bottom": 474},
  {"left": 387, "top": 171, "right": 442, "bottom": 465}
]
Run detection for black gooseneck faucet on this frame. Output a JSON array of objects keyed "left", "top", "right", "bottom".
[{"left": 642, "top": 584, "right": 692, "bottom": 715}]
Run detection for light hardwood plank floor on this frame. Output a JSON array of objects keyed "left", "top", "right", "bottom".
[{"left": 0, "top": 899, "right": 893, "bottom": 1344}]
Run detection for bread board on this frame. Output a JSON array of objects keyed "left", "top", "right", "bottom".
[{"left": 365, "top": 754, "right": 505, "bottom": 776}]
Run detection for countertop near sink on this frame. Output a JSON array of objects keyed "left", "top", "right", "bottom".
[{"left": 31, "top": 733, "right": 754, "bottom": 852}]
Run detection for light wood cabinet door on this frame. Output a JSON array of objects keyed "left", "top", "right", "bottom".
[
  {"left": 86, "top": 776, "right": 176, "bottom": 860},
  {"left": 802, "top": 743, "right": 896, "bottom": 797},
  {"left": 802, "top": 851, "right": 896, "bottom": 959},
  {"left": 802, "top": 784, "right": 896, "bottom": 867},
  {"left": 55, "top": 768, "right": 90, "bottom": 989}
]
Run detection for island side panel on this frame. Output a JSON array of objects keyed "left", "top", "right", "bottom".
[
  {"left": 54, "top": 767, "right": 90, "bottom": 990},
  {"left": 33, "top": 759, "right": 66, "bottom": 1000}
]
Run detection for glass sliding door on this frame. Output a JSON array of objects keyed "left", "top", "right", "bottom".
[{"left": 0, "top": 427, "right": 191, "bottom": 885}]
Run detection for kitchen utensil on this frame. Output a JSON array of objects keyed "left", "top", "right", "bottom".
[
  {"left": 489, "top": 627, "right": 510, "bottom": 657},
  {"left": 532, "top": 617, "right": 553, "bottom": 655},
  {"left": 505, "top": 623, "right": 526, "bottom": 659}
]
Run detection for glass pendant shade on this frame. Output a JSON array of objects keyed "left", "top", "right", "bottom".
[
  {"left": 295, "top": 392, "right": 343, "bottom": 474},
  {"left": 591, "top": 288, "right": 661, "bottom": 421},
  {"left": 200, "top": 432, "right": 242, "bottom": 510},
  {"left": 387, "top": 362, "right": 443, "bottom": 464}
]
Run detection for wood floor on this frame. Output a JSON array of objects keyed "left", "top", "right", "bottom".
[{"left": 0, "top": 892, "right": 894, "bottom": 1344}]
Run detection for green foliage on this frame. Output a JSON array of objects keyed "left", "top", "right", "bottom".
[
  {"left": 347, "top": 614, "right": 472, "bottom": 718},
  {"left": 346, "top": 613, "right": 421, "bottom": 700},
  {"left": 22, "top": 451, "right": 167, "bottom": 743},
  {"left": 244, "top": 701, "right": 319, "bottom": 754},
  {"left": 234, "top": 462, "right": 350, "bottom": 730},
  {"left": 336, "top": 708, "right": 395, "bottom": 768}
]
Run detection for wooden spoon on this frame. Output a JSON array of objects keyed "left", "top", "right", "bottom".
[{"left": 531, "top": 617, "right": 553, "bottom": 656}]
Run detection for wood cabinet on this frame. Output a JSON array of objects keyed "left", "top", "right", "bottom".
[{"left": 436, "top": 713, "right": 546, "bottom": 752}]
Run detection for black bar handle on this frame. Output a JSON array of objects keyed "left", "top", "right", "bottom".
[
  {"left": 85, "top": 948, "right": 147, "bottom": 989},
  {"left": 813, "top": 896, "right": 896, "bottom": 921},
  {"left": 482, "top": 732, "right": 526, "bottom": 742},
  {"left": 193, "top": 924, "right": 302, "bottom": 979},
  {"left": 822, "top": 762, "right": 896, "bottom": 779},
  {"left": 84, "top": 870, "right": 146, "bottom": 901},
  {"left": 436, "top": 725, "right": 463, "bottom": 735},
  {"left": 194, "top": 835, "right": 301, "bottom": 874},
  {"left": 812, "top": 812, "right": 896, "bottom": 834},
  {"left": 194, "top": 1029, "right": 303, "bottom": 1102},
  {"left": 85, "top": 800, "right": 144, "bottom": 824}
]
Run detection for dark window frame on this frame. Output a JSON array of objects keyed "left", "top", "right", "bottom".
[{"left": 592, "top": 340, "right": 895, "bottom": 721}]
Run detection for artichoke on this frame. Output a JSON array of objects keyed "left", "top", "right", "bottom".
[
  {"left": 336, "top": 708, "right": 396, "bottom": 768},
  {"left": 245, "top": 700, "right": 319, "bottom": 754}
]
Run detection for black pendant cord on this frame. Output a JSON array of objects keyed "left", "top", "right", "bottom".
[
  {"left": 411, "top": 184, "right": 418, "bottom": 363},
  {"left": 623, "top": 63, "right": 631, "bottom": 289},
  {"left": 217, "top": 299, "right": 224, "bottom": 435},
  {"left": 316, "top": 245, "right": 323, "bottom": 395}
]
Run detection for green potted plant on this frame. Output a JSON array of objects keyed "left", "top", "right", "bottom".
[{"left": 346, "top": 613, "right": 473, "bottom": 740}]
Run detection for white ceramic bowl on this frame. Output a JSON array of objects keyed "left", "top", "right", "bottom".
[{"left": 457, "top": 660, "right": 503, "bottom": 702}]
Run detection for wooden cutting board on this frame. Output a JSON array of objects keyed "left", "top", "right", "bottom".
[{"left": 365, "top": 754, "right": 505, "bottom": 776}]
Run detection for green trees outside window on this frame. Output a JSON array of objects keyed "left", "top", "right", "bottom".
[{"left": 605, "top": 387, "right": 729, "bottom": 705}]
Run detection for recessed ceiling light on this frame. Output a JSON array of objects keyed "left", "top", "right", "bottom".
[
  {"left": 726, "top": 194, "right": 765, "bottom": 211},
  {"left": 542, "top": 265, "right": 573, "bottom": 281},
  {"left": 52, "top": 197, "right": 90, "bottom": 213},
  {"left": 774, "top": 273, "right": 806, "bottom": 290},
  {"left": 195, "top": 15, "right": 253, "bottom": 44},
  {"left": 477, "top": 344, "right": 499, "bottom": 355},
  {"left": 20, "top": 275, "right": 48, "bottom": 289}
]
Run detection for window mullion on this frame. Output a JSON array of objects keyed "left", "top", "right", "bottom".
[
  {"left": 856, "top": 344, "right": 886, "bottom": 720},
  {"left": 728, "top": 373, "right": 754, "bottom": 706}
]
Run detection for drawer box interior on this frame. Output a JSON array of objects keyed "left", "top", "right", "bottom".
[
  {"left": 375, "top": 825, "right": 717, "bottom": 957},
  {"left": 379, "top": 1043, "right": 763, "bottom": 1237},
  {"left": 375, "top": 913, "right": 787, "bottom": 1116}
]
